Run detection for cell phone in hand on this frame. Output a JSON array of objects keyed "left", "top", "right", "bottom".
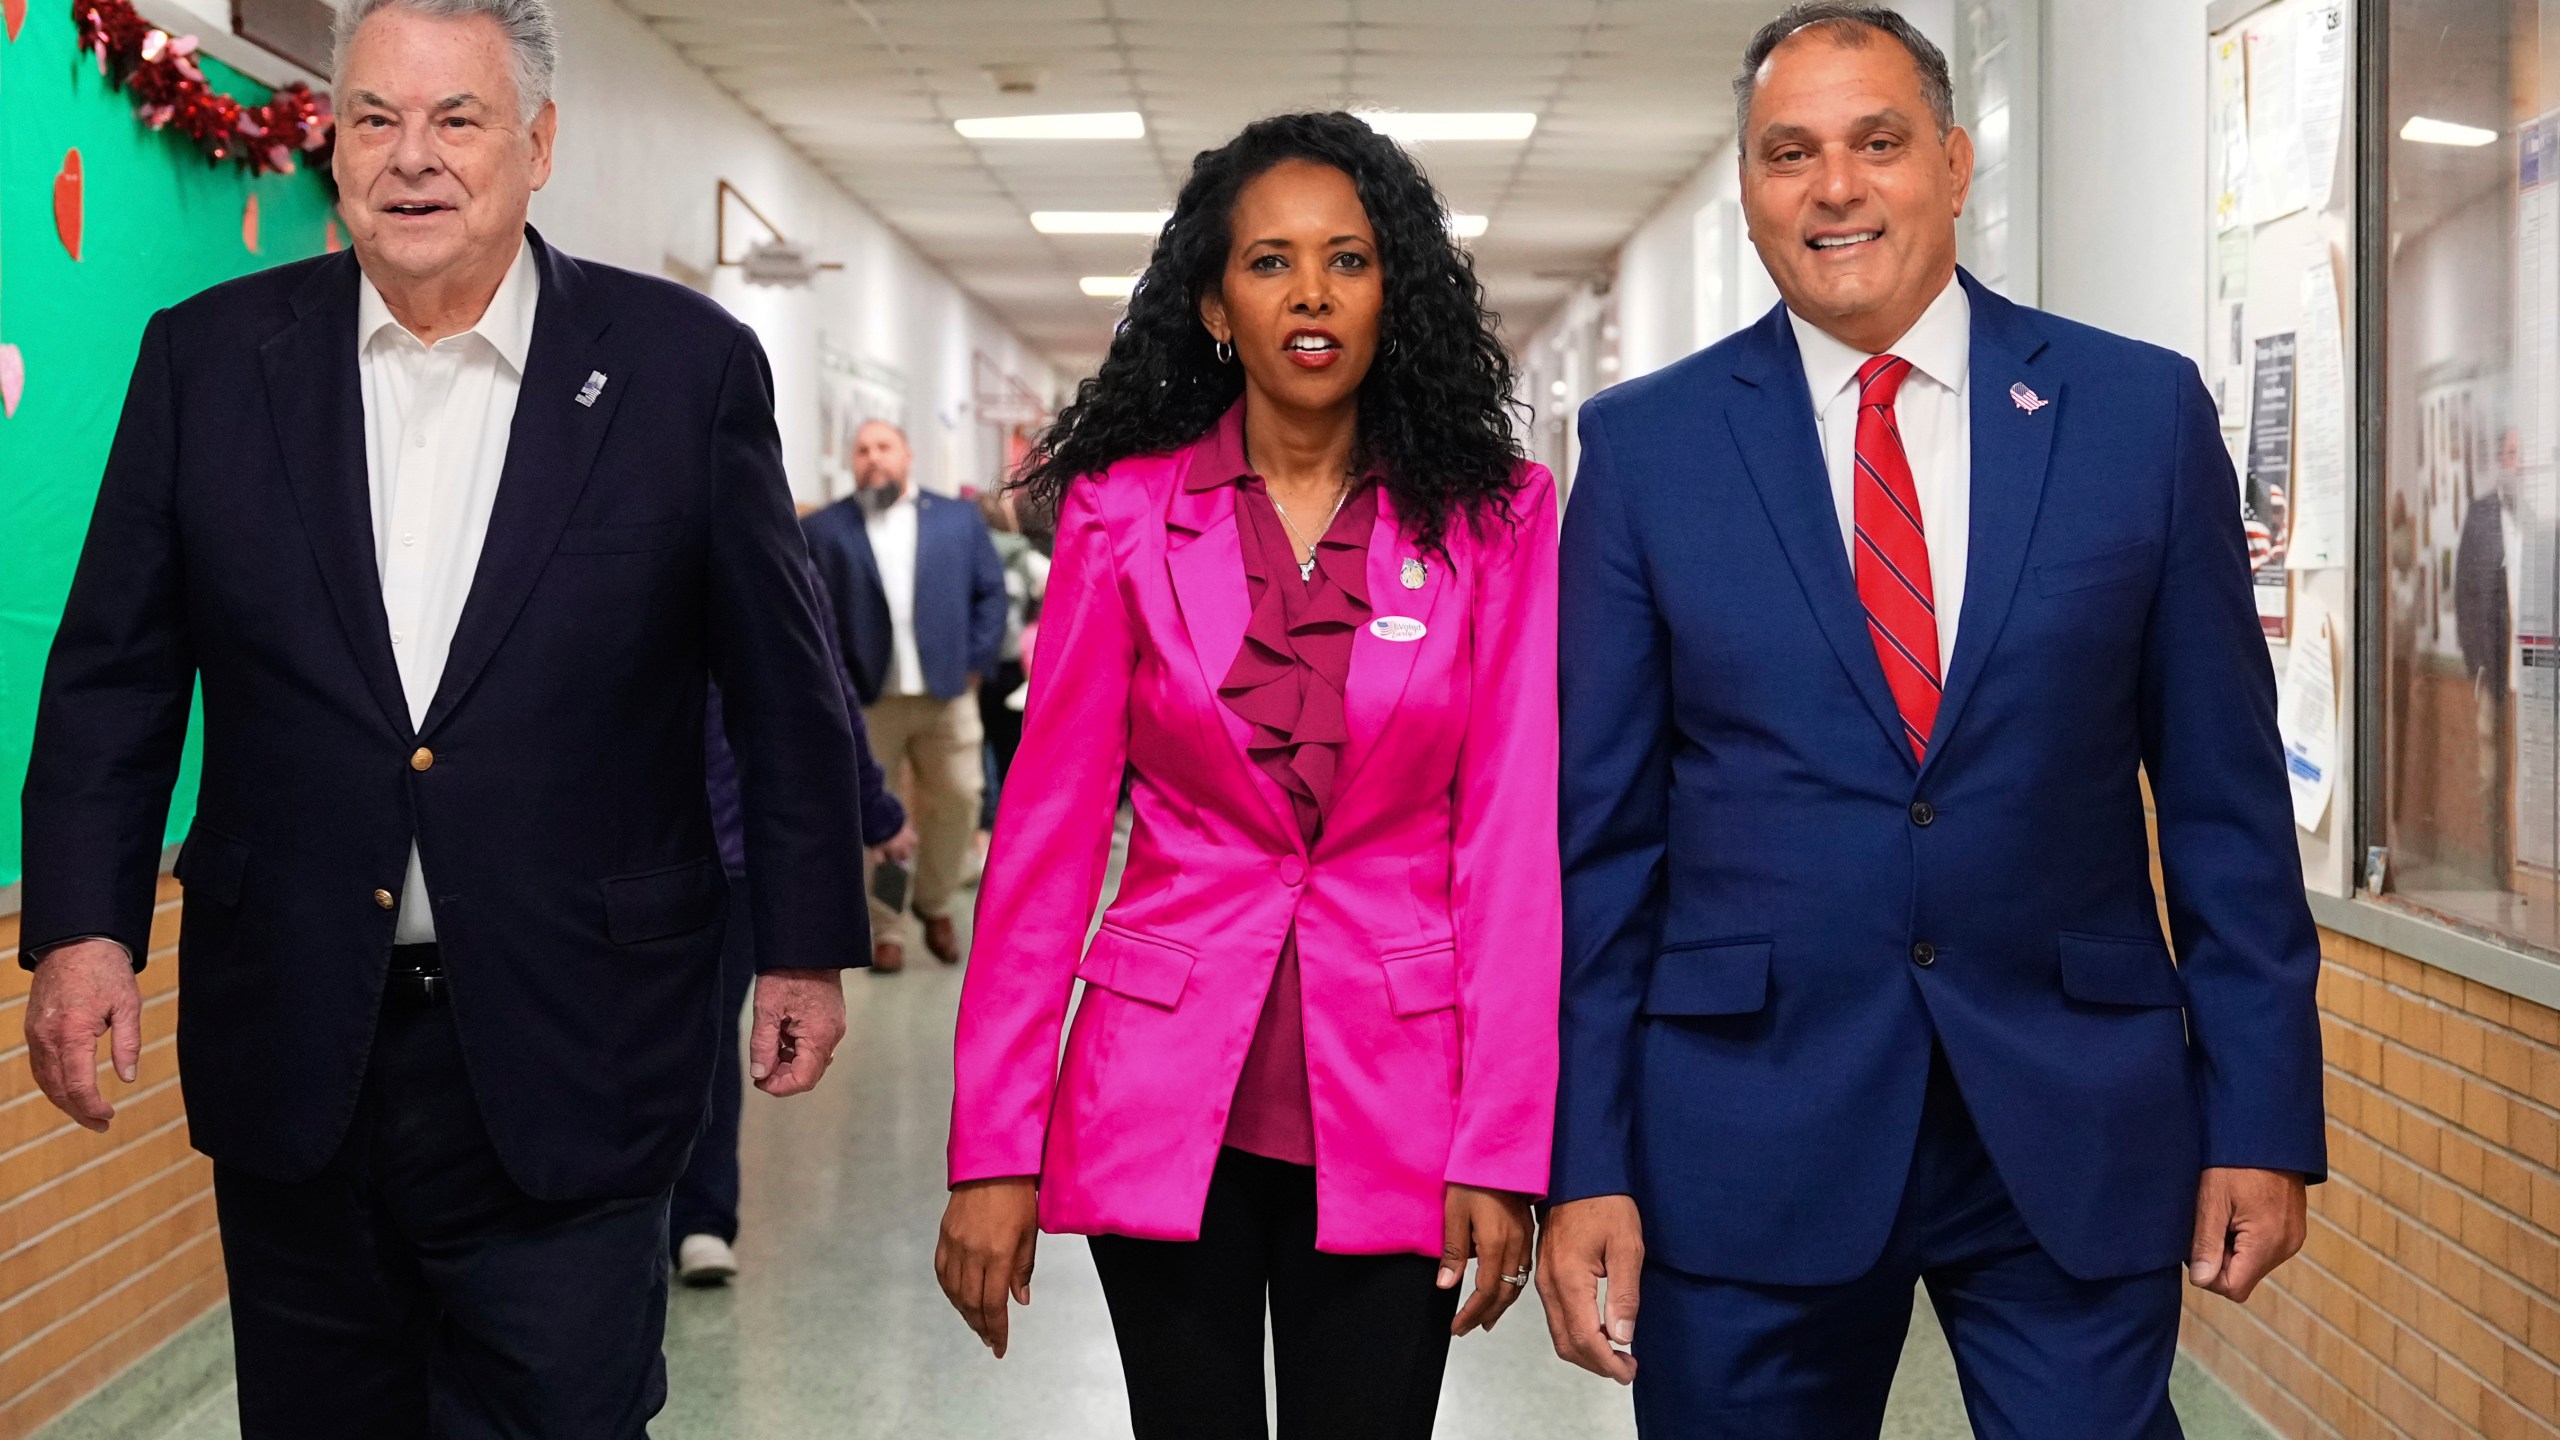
[{"left": 871, "top": 859, "right": 912, "bottom": 913}]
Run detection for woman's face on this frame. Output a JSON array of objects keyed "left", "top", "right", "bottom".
[{"left": 1200, "top": 159, "right": 1383, "bottom": 421}]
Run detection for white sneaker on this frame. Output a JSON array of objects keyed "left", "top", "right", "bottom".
[{"left": 676, "top": 1233, "right": 738, "bottom": 1287}]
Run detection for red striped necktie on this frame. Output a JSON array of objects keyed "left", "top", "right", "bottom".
[{"left": 1851, "top": 354, "right": 1941, "bottom": 761}]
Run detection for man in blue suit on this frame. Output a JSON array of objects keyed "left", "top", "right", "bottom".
[
  {"left": 1536, "top": 6, "right": 2326, "bottom": 1435},
  {"left": 803, "top": 420, "right": 1006, "bottom": 971}
]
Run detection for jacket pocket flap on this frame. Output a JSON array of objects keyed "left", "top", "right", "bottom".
[
  {"left": 558, "top": 520, "right": 686, "bottom": 555},
  {"left": 601, "top": 859, "right": 726, "bottom": 945},
  {"left": 1078, "top": 925, "right": 1195, "bottom": 1009},
  {"left": 2057, "top": 932, "right": 2184, "bottom": 1007},
  {"left": 2035, "top": 540, "right": 2158, "bottom": 596},
  {"left": 174, "top": 825, "right": 249, "bottom": 907},
  {"left": 1643, "top": 938, "right": 1773, "bottom": 1017},
  {"left": 1381, "top": 943, "right": 1458, "bottom": 1017}
]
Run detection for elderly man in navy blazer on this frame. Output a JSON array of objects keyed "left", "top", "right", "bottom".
[
  {"left": 803, "top": 420, "right": 1006, "bottom": 971},
  {"left": 1537, "top": 6, "right": 2326, "bottom": 1437},
  {"left": 16, "top": 0, "right": 864, "bottom": 1433}
]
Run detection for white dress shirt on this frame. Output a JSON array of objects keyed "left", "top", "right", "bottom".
[
  {"left": 358, "top": 240, "right": 541, "bottom": 943},
  {"left": 1789, "top": 274, "right": 1973, "bottom": 674},
  {"left": 865, "top": 489, "right": 927, "bottom": 697}
]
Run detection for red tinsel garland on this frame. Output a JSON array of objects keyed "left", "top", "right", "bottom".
[{"left": 72, "top": 0, "right": 334, "bottom": 177}]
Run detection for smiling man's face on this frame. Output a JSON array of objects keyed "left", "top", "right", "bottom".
[
  {"left": 1739, "top": 22, "right": 1971, "bottom": 354},
  {"left": 333, "top": 4, "right": 555, "bottom": 289}
]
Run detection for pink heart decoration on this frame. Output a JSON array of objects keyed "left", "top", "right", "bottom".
[
  {"left": 242, "top": 192, "right": 261, "bottom": 254},
  {"left": 3, "top": 0, "right": 25, "bottom": 44},
  {"left": 55, "top": 150, "right": 84, "bottom": 261},
  {"left": 0, "top": 344, "right": 24, "bottom": 419}
]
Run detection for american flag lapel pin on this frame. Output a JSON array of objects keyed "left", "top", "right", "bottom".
[
  {"left": 576, "top": 371, "right": 608, "bottom": 408},
  {"left": 2009, "top": 381, "right": 2048, "bottom": 414}
]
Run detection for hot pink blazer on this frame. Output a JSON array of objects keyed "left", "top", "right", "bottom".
[{"left": 949, "top": 439, "right": 1562, "bottom": 1258}]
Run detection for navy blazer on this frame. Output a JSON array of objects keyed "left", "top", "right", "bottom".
[
  {"left": 18, "top": 230, "right": 867, "bottom": 1201},
  {"left": 802, "top": 490, "right": 1007, "bottom": 705},
  {"left": 1553, "top": 273, "right": 2327, "bottom": 1286}
]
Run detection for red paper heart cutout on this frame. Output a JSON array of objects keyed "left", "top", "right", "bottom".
[
  {"left": 4, "top": 0, "right": 28, "bottom": 44},
  {"left": 54, "top": 150, "right": 83, "bottom": 262}
]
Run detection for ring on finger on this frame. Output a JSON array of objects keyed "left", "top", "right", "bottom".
[{"left": 1499, "top": 1266, "right": 1531, "bottom": 1286}]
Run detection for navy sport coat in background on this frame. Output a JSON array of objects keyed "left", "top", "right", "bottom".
[
  {"left": 1552, "top": 271, "right": 2327, "bottom": 1286},
  {"left": 18, "top": 228, "right": 867, "bottom": 1202},
  {"left": 802, "top": 488, "right": 1007, "bottom": 706}
]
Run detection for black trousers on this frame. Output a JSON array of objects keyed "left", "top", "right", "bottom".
[
  {"left": 212, "top": 994, "right": 671, "bottom": 1439},
  {"left": 671, "top": 877, "right": 757, "bottom": 1248},
  {"left": 1088, "top": 1148, "right": 1460, "bottom": 1440}
]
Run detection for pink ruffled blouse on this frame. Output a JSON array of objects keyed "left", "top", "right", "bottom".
[{"left": 1188, "top": 402, "right": 1377, "bottom": 1167}]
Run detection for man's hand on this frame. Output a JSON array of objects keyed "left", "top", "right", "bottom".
[
  {"left": 2189, "top": 1166, "right": 2307, "bottom": 1303},
  {"left": 24, "top": 939, "right": 144, "bottom": 1133},
  {"left": 1536, "top": 1194, "right": 1644, "bottom": 1383},
  {"left": 747, "top": 968, "right": 846, "bottom": 1097},
  {"left": 871, "top": 823, "right": 920, "bottom": 867},
  {"left": 936, "top": 1177, "right": 1039, "bottom": 1357}
]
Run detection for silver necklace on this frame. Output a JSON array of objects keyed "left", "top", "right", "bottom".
[{"left": 1268, "top": 481, "right": 1351, "bottom": 581}]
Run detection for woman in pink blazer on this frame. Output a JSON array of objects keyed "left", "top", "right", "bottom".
[{"left": 936, "top": 112, "right": 1560, "bottom": 1438}]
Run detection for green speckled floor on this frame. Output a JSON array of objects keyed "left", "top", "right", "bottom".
[{"left": 41, "top": 872, "right": 2276, "bottom": 1440}]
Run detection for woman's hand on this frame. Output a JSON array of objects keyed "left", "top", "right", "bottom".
[
  {"left": 1440, "top": 1182, "right": 1535, "bottom": 1336},
  {"left": 936, "top": 1177, "right": 1040, "bottom": 1357}
]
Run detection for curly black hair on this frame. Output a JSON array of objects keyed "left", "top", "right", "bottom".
[{"left": 1014, "top": 111, "right": 1524, "bottom": 554}]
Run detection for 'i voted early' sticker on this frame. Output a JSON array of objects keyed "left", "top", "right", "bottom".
[{"left": 1369, "top": 616, "right": 1428, "bottom": 643}]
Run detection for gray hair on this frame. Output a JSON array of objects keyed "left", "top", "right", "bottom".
[
  {"left": 333, "top": 0, "right": 559, "bottom": 121},
  {"left": 1734, "top": 3, "right": 1953, "bottom": 152}
]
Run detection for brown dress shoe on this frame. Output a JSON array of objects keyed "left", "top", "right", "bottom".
[
  {"left": 871, "top": 940, "right": 905, "bottom": 974},
  {"left": 923, "top": 913, "right": 961, "bottom": 965}
]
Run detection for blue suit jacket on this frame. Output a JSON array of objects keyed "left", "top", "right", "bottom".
[
  {"left": 802, "top": 490, "right": 1007, "bottom": 705},
  {"left": 19, "top": 230, "right": 867, "bottom": 1201},
  {"left": 1553, "top": 274, "right": 2327, "bottom": 1286}
]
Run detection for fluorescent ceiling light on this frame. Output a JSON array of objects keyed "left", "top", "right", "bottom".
[
  {"left": 956, "top": 112, "right": 1146, "bottom": 141},
  {"left": 1080, "top": 275, "right": 1141, "bottom": 298},
  {"left": 1449, "top": 213, "right": 1489, "bottom": 239},
  {"left": 2400, "top": 116, "right": 2498, "bottom": 147},
  {"left": 1356, "top": 111, "right": 1537, "bottom": 142},
  {"left": 1032, "top": 211, "right": 1170, "bottom": 235}
]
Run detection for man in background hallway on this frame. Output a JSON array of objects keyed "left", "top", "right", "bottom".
[{"left": 805, "top": 419, "right": 1006, "bottom": 972}]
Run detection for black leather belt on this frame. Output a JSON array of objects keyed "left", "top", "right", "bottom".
[{"left": 386, "top": 943, "right": 449, "bottom": 1007}]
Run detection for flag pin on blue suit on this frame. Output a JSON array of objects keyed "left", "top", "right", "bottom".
[
  {"left": 576, "top": 371, "right": 608, "bottom": 408},
  {"left": 2009, "top": 382, "right": 2048, "bottom": 414}
]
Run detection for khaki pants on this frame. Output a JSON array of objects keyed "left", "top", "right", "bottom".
[{"left": 864, "top": 690, "right": 984, "bottom": 951}]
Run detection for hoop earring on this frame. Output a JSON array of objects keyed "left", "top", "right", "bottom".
[{"left": 1215, "top": 339, "right": 1235, "bottom": 365}]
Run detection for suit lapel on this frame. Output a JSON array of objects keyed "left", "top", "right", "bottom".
[
  {"left": 1725, "top": 304, "right": 1915, "bottom": 768},
  {"left": 262, "top": 252, "right": 415, "bottom": 742},
  {"left": 1161, "top": 456, "right": 1302, "bottom": 848},
  {"left": 1924, "top": 275, "right": 2059, "bottom": 777},
  {"left": 421, "top": 232, "right": 627, "bottom": 736},
  {"left": 1332, "top": 488, "right": 1448, "bottom": 801}
]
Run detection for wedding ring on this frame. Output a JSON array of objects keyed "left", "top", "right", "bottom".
[{"left": 1499, "top": 1267, "right": 1531, "bottom": 1287}]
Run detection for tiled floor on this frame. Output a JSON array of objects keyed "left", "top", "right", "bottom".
[{"left": 45, "top": 881, "right": 2276, "bottom": 1440}]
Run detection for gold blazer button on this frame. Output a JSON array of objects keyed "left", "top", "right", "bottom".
[
  {"left": 411, "top": 747, "right": 435, "bottom": 772},
  {"left": 373, "top": 889, "right": 397, "bottom": 910}
]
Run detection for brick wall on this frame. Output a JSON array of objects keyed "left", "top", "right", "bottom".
[
  {"left": 0, "top": 882, "right": 226, "bottom": 1440},
  {"left": 2182, "top": 926, "right": 2560, "bottom": 1439}
]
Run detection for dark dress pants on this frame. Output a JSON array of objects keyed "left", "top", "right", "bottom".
[
  {"left": 212, "top": 991, "right": 671, "bottom": 1440},
  {"left": 1631, "top": 1052, "right": 2185, "bottom": 1440},
  {"left": 1088, "top": 1147, "right": 1462, "bottom": 1440},
  {"left": 671, "top": 876, "right": 756, "bottom": 1248}
]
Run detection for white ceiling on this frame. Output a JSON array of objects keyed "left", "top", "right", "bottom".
[{"left": 620, "top": 0, "right": 1771, "bottom": 373}]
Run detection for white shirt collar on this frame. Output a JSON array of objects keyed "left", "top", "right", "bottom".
[
  {"left": 357, "top": 238, "right": 540, "bottom": 374},
  {"left": 1787, "top": 271, "right": 1971, "bottom": 406}
]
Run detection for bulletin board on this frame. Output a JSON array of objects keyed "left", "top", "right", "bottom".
[
  {"left": 0, "top": 6, "right": 339, "bottom": 890},
  {"left": 2204, "top": 0, "right": 2360, "bottom": 897}
]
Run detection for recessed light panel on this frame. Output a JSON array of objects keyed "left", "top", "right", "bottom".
[
  {"left": 2399, "top": 116, "right": 2498, "bottom": 147},
  {"left": 1080, "top": 275, "right": 1141, "bottom": 298},
  {"left": 956, "top": 112, "right": 1147, "bottom": 140},
  {"left": 1449, "top": 214, "right": 1490, "bottom": 239},
  {"left": 1032, "top": 211, "right": 1171, "bottom": 235},
  {"left": 1355, "top": 112, "right": 1538, "bottom": 142}
]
